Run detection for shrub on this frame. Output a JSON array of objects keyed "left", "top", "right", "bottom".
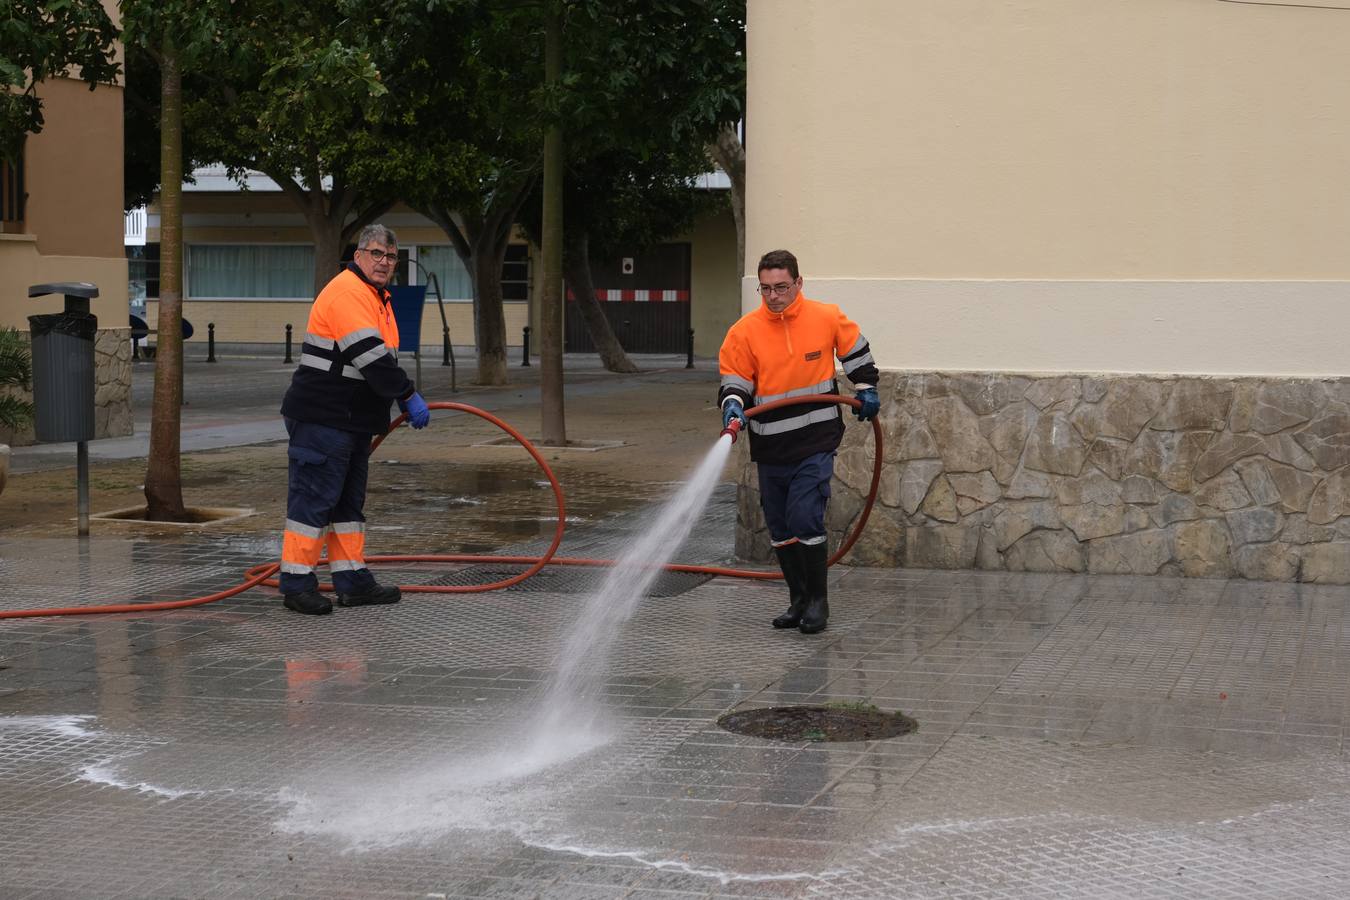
[{"left": 0, "top": 327, "right": 35, "bottom": 431}]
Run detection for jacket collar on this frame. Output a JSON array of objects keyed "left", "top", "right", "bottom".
[
  {"left": 346, "top": 261, "right": 391, "bottom": 303},
  {"left": 759, "top": 292, "right": 805, "bottom": 321}
]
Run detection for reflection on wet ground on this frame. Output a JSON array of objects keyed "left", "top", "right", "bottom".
[{"left": 5, "top": 487, "right": 1350, "bottom": 897}]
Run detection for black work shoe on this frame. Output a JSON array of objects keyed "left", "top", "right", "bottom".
[
  {"left": 336, "top": 583, "right": 401, "bottom": 607},
  {"left": 799, "top": 597, "right": 829, "bottom": 634},
  {"left": 283, "top": 590, "right": 333, "bottom": 616}
]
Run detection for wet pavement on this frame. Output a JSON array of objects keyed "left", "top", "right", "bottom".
[{"left": 5, "top": 357, "right": 1350, "bottom": 897}]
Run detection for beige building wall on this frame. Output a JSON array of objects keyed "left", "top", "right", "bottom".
[
  {"left": 685, "top": 205, "right": 739, "bottom": 358},
  {"left": 146, "top": 297, "right": 527, "bottom": 356},
  {"left": 156, "top": 190, "right": 737, "bottom": 356},
  {"left": 0, "top": 77, "right": 127, "bottom": 329},
  {"left": 746, "top": 0, "right": 1350, "bottom": 376},
  {"left": 151, "top": 197, "right": 527, "bottom": 348}
]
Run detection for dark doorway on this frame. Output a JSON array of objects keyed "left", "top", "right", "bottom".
[{"left": 565, "top": 242, "right": 691, "bottom": 353}]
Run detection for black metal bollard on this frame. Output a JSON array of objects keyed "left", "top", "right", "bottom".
[
  {"left": 442, "top": 325, "right": 451, "bottom": 366},
  {"left": 284, "top": 323, "right": 293, "bottom": 363},
  {"left": 521, "top": 325, "right": 531, "bottom": 366},
  {"left": 207, "top": 322, "right": 216, "bottom": 363},
  {"left": 686, "top": 328, "right": 695, "bottom": 369}
]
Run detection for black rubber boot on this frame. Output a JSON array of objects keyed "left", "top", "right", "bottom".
[
  {"left": 798, "top": 542, "right": 829, "bottom": 635},
  {"left": 771, "top": 542, "right": 808, "bottom": 629},
  {"left": 336, "top": 582, "right": 401, "bottom": 607},
  {"left": 283, "top": 589, "right": 333, "bottom": 616}
]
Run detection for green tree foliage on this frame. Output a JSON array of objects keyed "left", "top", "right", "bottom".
[
  {"left": 0, "top": 0, "right": 119, "bottom": 163},
  {"left": 405, "top": 2, "right": 546, "bottom": 386},
  {"left": 518, "top": 0, "right": 744, "bottom": 375},
  {"left": 185, "top": 0, "right": 483, "bottom": 296},
  {"left": 407, "top": 0, "right": 744, "bottom": 386}
]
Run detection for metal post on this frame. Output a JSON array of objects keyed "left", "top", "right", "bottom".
[
  {"left": 521, "top": 325, "right": 531, "bottom": 366},
  {"left": 207, "top": 322, "right": 216, "bottom": 363},
  {"left": 442, "top": 326, "right": 451, "bottom": 366},
  {"left": 76, "top": 440, "right": 89, "bottom": 537},
  {"left": 284, "top": 323, "right": 293, "bottom": 364},
  {"left": 686, "top": 328, "right": 695, "bottom": 369}
]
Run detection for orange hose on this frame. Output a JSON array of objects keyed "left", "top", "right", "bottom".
[{"left": 0, "top": 395, "right": 882, "bottom": 619}]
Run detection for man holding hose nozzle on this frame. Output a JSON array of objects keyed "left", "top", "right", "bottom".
[
  {"left": 719, "top": 249, "right": 880, "bottom": 634},
  {"left": 277, "top": 224, "right": 431, "bottom": 616}
]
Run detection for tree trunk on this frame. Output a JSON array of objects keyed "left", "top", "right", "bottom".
[
  {"left": 563, "top": 230, "right": 638, "bottom": 374},
  {"left": 709, "top": 123, "right": 746, "bottom": 277},
  {"left": 422, "top": 201, "right": 522, "bottom": 387},
  {"left": 310, "top": 223, "right": 342, "bottom": 298},
  {"left": 144, "top": 34, "right": 188, "bottom": 522},
  {"left": 539, "top": 4, "right": 566, "bottom": 446},
  {"left": 471, "top": 244, "right": 509, "bottom": 385}
]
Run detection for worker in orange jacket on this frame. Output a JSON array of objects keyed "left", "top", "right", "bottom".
[
  {"left": 719, "top": 249, "right": 880, "bottom": 634},
  {"left": 277, "top": 224, "right": 431, "bottom": 616}
]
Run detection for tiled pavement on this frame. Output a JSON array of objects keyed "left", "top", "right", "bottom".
[
  {"left": 5, "top": 353, "right": 1350, "bottom": 897},
  {"left": 5, "top": 483, "right": 1350, "bottom": 898}
]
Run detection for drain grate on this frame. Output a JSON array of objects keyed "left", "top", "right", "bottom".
[
  {"left": 426, "top": 565, "right": 715, "bottom": 597},
  {"left": 718, "top": 704, "right": 918, "bottom": 743}
]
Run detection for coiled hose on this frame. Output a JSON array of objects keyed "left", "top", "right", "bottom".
[{"left": 0, "top": 395, "right": 881, "bottom": 619}]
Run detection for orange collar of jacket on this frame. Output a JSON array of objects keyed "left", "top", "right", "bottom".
[
  {"left": 344, "top": 262, "right": 391, "bottom": 305},
  {"left": 758, "top": 294, "right": 807, "bottom": 321}
]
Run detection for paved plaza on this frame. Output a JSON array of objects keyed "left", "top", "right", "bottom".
[{"left": 4, "top": 357, "right": 1350, "bottom": 898}]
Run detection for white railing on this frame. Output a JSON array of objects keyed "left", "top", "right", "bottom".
[{"left": 123, "top": 207, "right": 147, "bottom": 246}]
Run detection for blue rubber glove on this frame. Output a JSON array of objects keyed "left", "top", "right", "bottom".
[
  {"left": 722, "top": 398, "right": 748, "bottom": 431},
  {"left": 399, "top": 392, "right": 431, "bottom": 429},
  {"left": 854, "top": 387, "right": 880, "bottom": 422}
]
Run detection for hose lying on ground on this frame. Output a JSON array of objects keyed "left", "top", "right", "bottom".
[{"left": 0, "top": 396, "right": 882, "bottom": 619}]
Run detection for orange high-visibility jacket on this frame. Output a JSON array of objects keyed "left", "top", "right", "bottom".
[
  {"left": 280, "top": 264, "right": 416, "bottom": 434},
  {"left": 719, "top": 294, "right": 878, "bottom": 465}
]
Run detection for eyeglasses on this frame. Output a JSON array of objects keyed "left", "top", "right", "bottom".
[
  {"left": 360, "top": 247, "right": 398, "bottom": 263},
  {"left": 757, "top": 281, "right": 796, "bottom": 297}
]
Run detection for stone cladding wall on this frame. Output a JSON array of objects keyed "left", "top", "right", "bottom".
[
  {"left": 736, "top": 371, "right": 1350, "bottom": 583},
  {"left": 0, "top": 327, "right": 132, "bottom": 447}
]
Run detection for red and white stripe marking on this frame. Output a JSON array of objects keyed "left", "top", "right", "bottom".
[{"left": 566, "top": 289, "right": 690, "bottom": 302}]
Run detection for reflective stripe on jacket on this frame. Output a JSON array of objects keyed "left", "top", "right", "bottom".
[
  {"left": 718, "top": 294, "right": 878, "bottom": 465},
  {"left": 280, "top": 264, "right": 416, "bottom": 434}
]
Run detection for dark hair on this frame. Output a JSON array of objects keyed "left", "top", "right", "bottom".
[{"left": 756, "top": 249, "right": 799, "bottom": 280}]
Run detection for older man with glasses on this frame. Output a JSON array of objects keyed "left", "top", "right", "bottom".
[
  {"left": 718, "top": 249, "right": 880, "bottom": 635},
  {"left": 276, "top": 224, "right": 432, "bottom": 616}
]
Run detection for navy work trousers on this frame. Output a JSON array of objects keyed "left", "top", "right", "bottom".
[
  {"left": 756, "top": 450, "right": 834, "bottom": 545},
  {"left": 279, "top": 418, "right": 377, "bottom": 596}
]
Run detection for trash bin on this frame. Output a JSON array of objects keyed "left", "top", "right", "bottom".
[
  {"left": 387, "top": 285, "right": 426, "bottom": 354},
  {"left": 388, "top": 284, "right": 427, "bottom": 388},
  {"left": 27, "top": 282, "right": 99, "bottom": 442}
]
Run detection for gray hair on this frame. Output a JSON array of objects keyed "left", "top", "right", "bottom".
[{"left": 357, "top": 223, "right": 397, "bottom": 249}]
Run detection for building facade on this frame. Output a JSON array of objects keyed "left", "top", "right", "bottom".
[
  {"left": 740, "top": 0, "right": 1350, "bottom": 582},
  {"left": 134, "top": 168, "right": 739, "bottom": 360},
  {"left": 0, "top": 0, "right": 131, "bottom": 446}
]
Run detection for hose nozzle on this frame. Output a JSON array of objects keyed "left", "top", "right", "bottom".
[{"left": 720, "top": 418, "right": 743, "bottom": 443}]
